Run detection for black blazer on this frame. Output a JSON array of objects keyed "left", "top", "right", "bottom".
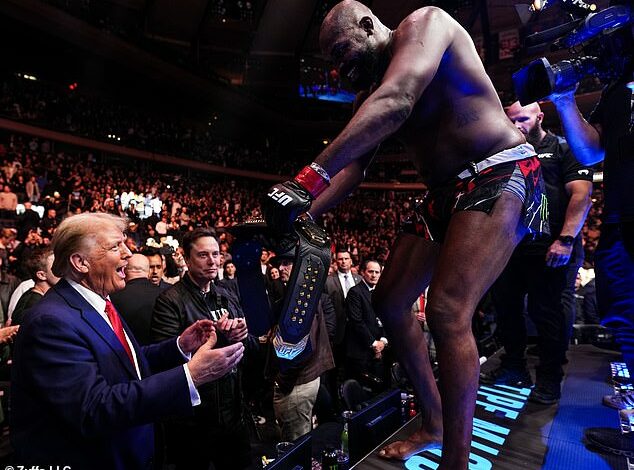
[
  {"left": 345, "top": 282, "right": 384, "bottom": 361},
  {"left": 110, "top": 277, "right": 162, "bottom": 346},
  {"left": 324, "top": 272, "right": 362, "bottom": 345}
]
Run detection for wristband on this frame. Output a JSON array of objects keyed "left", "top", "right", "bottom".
[
  {"left": 557, "top": 235, "right": 575, "bottom": 246},
  {"left": 294, "top": 164, "right": 330, "bottom": 198},
  {"left": 309, "top": 162, "right": 331, "bottom": 184}
]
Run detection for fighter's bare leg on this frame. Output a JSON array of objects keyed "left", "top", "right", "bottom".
[
  {"left": 426, "top": 192, "right": 527, "bottom": 469},
  {"left": 372, "top": 233, "right": 443, "bottom": 459},
  {"left": 377, "top": 192, "right": 527, "bottom": 465}
]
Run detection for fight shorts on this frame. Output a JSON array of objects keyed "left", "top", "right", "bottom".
[{"left": 402, "top": 143, "right": 549, "bottom": 243}]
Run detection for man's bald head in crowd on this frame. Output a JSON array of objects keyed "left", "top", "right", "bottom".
[
  {"left": 125, "top": 254, "right": 150, "bottom": 281},
  {"left": 506, "top": 100, "right": 546, "bottom": 147}
]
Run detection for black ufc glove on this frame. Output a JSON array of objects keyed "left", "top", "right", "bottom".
[
  {"left": 262, "top": 180, "right": 313, "bottom": 234},
  {"left": 262, "top": 163, "right": 330, "bottom": 234}
]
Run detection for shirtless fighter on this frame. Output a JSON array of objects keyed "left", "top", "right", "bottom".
[{"left": 262, "top": 2, "right": 548, "bottom": 468}]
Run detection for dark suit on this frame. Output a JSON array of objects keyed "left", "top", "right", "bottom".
[
  {"left": 345, "top": 282, "right": 387, "bottom": 385},
  {"left": 11, "top": 279, "right": 192, "bottom": 470},
  {"left": 111, "top": 277, "right": 162, "bottom": 346},
  {"left": 324, "top": 272, "right": 362, "bottom": 346}
]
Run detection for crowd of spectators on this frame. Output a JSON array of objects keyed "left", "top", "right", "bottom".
[
  {"left": 0, "top": 72, "right": 420, "bottom": 182},
  {"left": 1, "top": 73, "right": 296, "bottom": 175},
  {"left": 0, "top": 132, "right": 422, "bottom": 272}
]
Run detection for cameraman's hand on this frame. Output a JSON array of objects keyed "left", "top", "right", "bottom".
[
  {"left": 548, "top": 84, "right": 578, "bottom": 107},
  {"left": 187, "top": 338, "right": 244, "bottom": 387},
  {"left": 261, "top": 181, "right": 313, "bottom": 234}
]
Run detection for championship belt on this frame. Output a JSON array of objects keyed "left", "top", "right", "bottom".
[
  {"left": 228, "top": 218, "right": 277, "bottom": 337},
  {"left": 228, "top": 216, "right": 331, "bottom": 360},
  {"left": 272, "top": 216, "right": 331, "bottom": 362}
]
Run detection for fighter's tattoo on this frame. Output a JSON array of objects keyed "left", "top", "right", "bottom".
[{"left": 455, "top": 109, "right": 480, "bottom": 128}]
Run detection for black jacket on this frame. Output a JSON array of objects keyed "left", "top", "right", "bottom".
[
  {"left": 151, "top": 274, "right": 257, "bottom": 427},
  {"left": 345, "top": 282, "right": 385, "bottom": 361},
  {"left": 324, "top": 272, "right": 362, "bottom": 345},
  {"left": 110, "top": 277, "right": 161, "bottom": 346}
]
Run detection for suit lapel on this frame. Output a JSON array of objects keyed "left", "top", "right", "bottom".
[{"left": 55, "top": 280, "right": 139, "bottom": 378}]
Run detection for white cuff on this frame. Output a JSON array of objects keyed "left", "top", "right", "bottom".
[
  {"left": 183, "top": 364, "right": 201, "bottom": 407},
  {"left": 176, "top": 335, "right": 192, "bottom": 361},
  {"left": 177, "top": 336, "right": 200, "bottom": 406}
]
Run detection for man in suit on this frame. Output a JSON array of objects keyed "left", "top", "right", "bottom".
[
  {"left": 11, "top": 213, "right": 244, "bottom": 470},
  {"left": 110, "top": 253, "right": 162, "bottom": 346},
  {"left": 324, "top": 248, "right": 362, "bottom": 406},
  {"left": 324, "top": 248, "right": 362, "bottom": 349},
  {"left": 345, "top": 259, "right": 388, "bottom": 387},
  {"left": 145, "top": 247, "right": 173, "bottom": 291}
]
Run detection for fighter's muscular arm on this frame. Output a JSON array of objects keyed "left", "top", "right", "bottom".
[
  {"left": 315, "top": 8, "right": 453, "bottom": 177},
  {"left": 550, "top": 91, "right": 605, "bottom": 165},
  {"left": 309, "top": 90, "right": 378, "bottom": 218},
  {"left": 262, "top": 8, "right": 455, "bottom": 229}
]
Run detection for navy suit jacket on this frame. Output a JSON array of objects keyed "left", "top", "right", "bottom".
[{"left": 11, "top": 279, "right": 193, "bottom": 470}]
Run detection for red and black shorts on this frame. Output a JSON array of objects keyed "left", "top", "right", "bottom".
[{"left": 402, "top": 155, "right": 550, "bottom": 243}]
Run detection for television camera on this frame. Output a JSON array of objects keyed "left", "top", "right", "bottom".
[{"left": 513, "top": 0, "right": 633, "bottom": 104}]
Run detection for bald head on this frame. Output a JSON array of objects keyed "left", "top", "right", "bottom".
[
  {"left": 506, "top": 100, "right": 546, "bottom": 146},
  {"left": 125, "top": 253, "right": 150, "bottom": 281},
  {"left": 507, "top": 101, "right": 541, "bottom": 117},
  {"left": 320, "top": 1, "right": 374, "bottom": 52},
  {"left": 319, "top": 0, "right": 390, "bottom": 92}
]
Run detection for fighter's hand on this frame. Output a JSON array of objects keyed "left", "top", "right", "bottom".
[
  {"left": 187, "top": 339, "right": 244, "bottom": 387},
  {"left": 261, "top": 180, "right": 313, "bottom": 234},
  {"left": 545, "top": 239, "right": 572, "bottom": 268},
  {"left": 178, "top": 320, "right": 216, "bottom": 354}
]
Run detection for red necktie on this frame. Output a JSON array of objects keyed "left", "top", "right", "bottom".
[{"left": 105, "top": 300, "right": 135, "bottom": 365}]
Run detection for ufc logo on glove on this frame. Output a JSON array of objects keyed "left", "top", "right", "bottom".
[{"left": 267, "top": 187, "right": 294, "bottom": 206}]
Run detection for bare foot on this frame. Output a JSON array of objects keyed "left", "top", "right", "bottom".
[{"left": 378, "top": 428, "right": 443, "bottom": 460}]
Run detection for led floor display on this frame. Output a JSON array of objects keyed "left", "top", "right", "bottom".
[{"left": 353, "top": 345, "right": 628, "bottom": 470}]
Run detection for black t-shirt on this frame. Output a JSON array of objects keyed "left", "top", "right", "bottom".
[
  {"left": 12, "top": 289, "right": 43, "bottom": 326},
  {"left": 518, "top": 132, "right": 594, "bottom": 255},
  {"left": 589, "top": 77, "right": 634, "bottom": 223},
  {"left": 535, "top": 132, "right": 594, "bottom": 236}
]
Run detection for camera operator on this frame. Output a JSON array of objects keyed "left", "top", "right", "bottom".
[{"left": 549, "top": 10, "right": 634, "bottom": 456}]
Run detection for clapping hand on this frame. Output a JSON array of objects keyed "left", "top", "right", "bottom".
[
  {"left": 178, "top": 320, "right": 216, "bottom": 354},
  {"left": 215, "top": 313, "right": 249, "bottom": 343}
]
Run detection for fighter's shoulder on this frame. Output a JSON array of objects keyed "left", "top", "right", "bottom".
[
  {"left": 398, "top": 6, "right": 453, "bottom": 31},
  {"left": 395, "top": 7, "right": 456, "bottom": 42}
]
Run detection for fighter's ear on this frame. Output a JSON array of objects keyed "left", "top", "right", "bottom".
[{"left": 359, "top": 16, "right": 373, "bottom": 35}]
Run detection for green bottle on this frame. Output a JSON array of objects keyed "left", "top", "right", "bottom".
[{"left": 341, "top": 411, "right": 353, "bottom": 455}]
